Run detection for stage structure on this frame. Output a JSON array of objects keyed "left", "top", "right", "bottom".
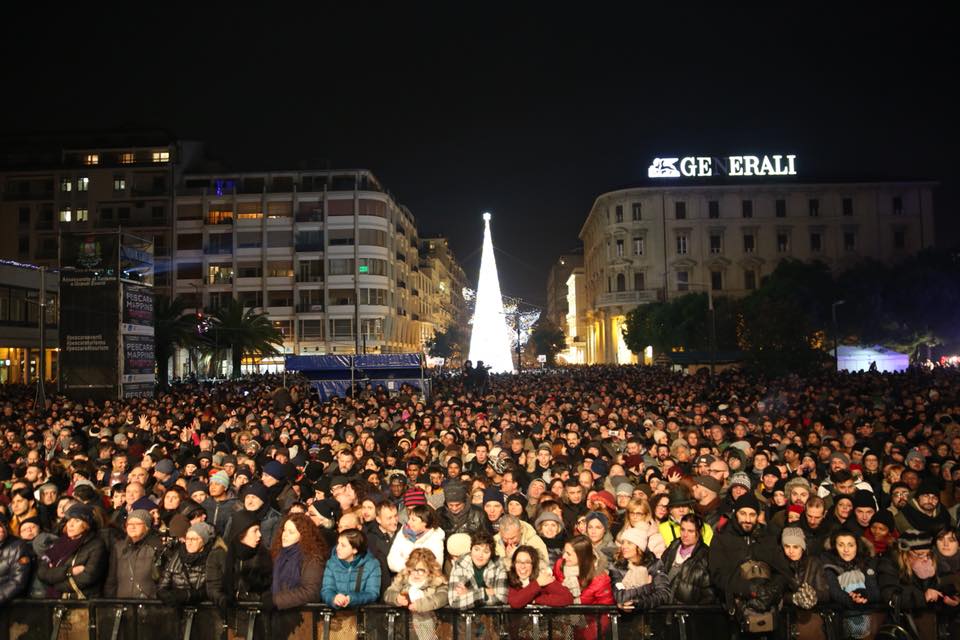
[
  {"left": 284, "top": 353, "right": 429, "bottom": 400},
  {"left": 467, "top": 212, "right": 515, "bottom": 373}
]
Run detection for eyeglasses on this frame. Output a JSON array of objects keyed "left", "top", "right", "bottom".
[
  {"left": 514, "top": 559, "right": 533, "bottom": 565},
  {"left": 629, "top": 511, "right": 645, "bottom": 516}
]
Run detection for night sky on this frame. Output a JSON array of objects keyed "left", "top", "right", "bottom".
[{"left": 2, "top": 5, "right": 954, "bottom": 305}]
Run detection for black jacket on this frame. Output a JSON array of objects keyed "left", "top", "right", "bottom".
[
  {"left": 0, "top": 537, "right": 32, "bottom": 604},
  {"left": 438, "top": 504, "right": 490, "bottom": 538},
  {"left": 36, "top": 533, "right": 109, "bottom": 599},
  {"left": 157, "top": 540, "right": 218, "bottom": 605},
  {"left": 661, "top": 539, "right": 716, "bottom": 605},
  {"left": 708, "top": 520, "right": 789, "bottom": 609},
  {"left": 104, "top": 532, "right": 164, "bottom": 599}
]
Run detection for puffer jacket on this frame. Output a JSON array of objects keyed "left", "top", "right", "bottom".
[
  {"left": 439, "top": 504, "right": 490, "bottom": 538},
  {"left": 320, "top": 551, "right": 381, "bottom": 608},
  {"left": 661, "top": 539, "right": 716, "bottom": 604},
  {"left": 387, "top": 527, "right": 446, "bottom": 573},
  {"left": 104, "top": 532, "right": 164, "bottom": 599},
  {"left": 37, "top": 533, "right": 109, "bottom": 599},
  {"left": 609, "top": 553, "right": 671, "bottom": 608},
  {"left": 203, "top": 496, "right": 238, "bottom": 536},
  {"left": 0, "top": 536, "right": 32, "bottom": 604},
  {"left": 783, "top": 553, "right": 829, "bottom": 608},
  {"left": 157, "top": 542, "right": 213, "bottom": 605}
]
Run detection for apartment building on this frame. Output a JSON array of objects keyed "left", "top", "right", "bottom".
[{"left": 578, "top": 180, "right": 936, "bottom": 364}]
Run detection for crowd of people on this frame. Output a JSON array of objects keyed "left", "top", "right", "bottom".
[{"left": 1, "top": 363, "right": 960, "bottom": 639}]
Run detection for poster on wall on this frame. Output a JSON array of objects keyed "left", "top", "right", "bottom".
[
  {"left": 59, "top": 271, "right": 119, "bottom": 399},
  {"left": 122, "top": 284, "right": 154, "bottom": 334}
]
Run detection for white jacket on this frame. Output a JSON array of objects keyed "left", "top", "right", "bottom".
[{"left": 387, "top": 526, "right": 446, "bottom": 573}]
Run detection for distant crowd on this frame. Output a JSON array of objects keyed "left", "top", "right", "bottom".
[{"left": 2, "top": 364, "right": 960, "bottom": 639}]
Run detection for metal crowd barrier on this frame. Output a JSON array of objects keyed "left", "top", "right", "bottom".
[{"left": 1, "top": 600, "right": 957, "bottom": 640}]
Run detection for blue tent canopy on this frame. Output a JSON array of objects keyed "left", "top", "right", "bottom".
[{"left": 285, "top": 353, "right": 429, "bottom": 400}]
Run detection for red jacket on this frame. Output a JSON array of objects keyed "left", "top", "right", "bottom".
[
  {"left": 551, "top": 558, "right": 614, "bottom": 604},
  {"left": 508, "top": 579, "right": 574, "bottom": 608}
]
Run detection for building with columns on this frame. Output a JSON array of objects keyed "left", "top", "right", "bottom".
[{"left": 578, "top": 180, "right": 936, "bottom": 364}]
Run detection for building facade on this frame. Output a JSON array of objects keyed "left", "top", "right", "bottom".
[
  {"left": 419, "top": 236, "right": 469, "bottom": 339},
  {"left": 545, "top": 249, "right": 583, "bottom": 330},
  {"left": 579, "top": 181, "right": 936, "bottom": 364},
  {"left": 171, "top": 169, "right": 456, "bottom": 375},
  {"left": 0, "top": 260, "right": 59, "bottom": 384},
  {"left": 0, "top": 131, "right": 204, "bottom": 299}
]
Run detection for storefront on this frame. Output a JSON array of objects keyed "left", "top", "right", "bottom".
[{"left": 0, "top": 260, "right": 59, "bottom": 385}]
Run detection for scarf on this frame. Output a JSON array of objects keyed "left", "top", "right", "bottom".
[
  {"left": 223, "top": 540, "right": 262, "bottom": 600},
  {"left": 677, "top": 543, "right": 695, "bottom": 561},
  {"left": 178, "top": 543, "right": 207, "bottom": 567},
  {"left": 42, "top": 533, "right": 88, "bottom": 597},
  {"left": 402, "top": 524, "right": 426, "bottom": 543},
  {"left": 620, "top": 561, "right": 651, "bottom": 588},
  {"left": 562, "top": 563, "right": 582, "bottom": 602},
  {"left": 911, "top": 555, "right": 936, "bottom": 580},
  {"left": 273, "top": 544, "right": 304, "bottom": 594}
]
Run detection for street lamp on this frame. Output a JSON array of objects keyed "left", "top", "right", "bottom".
[{"left": 832, "top": 300, "right": 846, "bottom": 367}]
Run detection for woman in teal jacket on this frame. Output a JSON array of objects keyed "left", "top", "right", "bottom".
[{"left": 321, "top": 529, "right": 382, "bottom": 608}]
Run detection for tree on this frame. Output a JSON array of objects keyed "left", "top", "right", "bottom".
[
  {"left": 529, "top": 320, "right": 566, "bottom": 365},
  {"left": 153, "top": 295, "right": 196, "bottom": 389},
  {"left": 202, "top": 298, "right": 283, "bottom": 378},
  {"left": 622, "top": 293, "right": 739, "bottom": 355},
  {"left": 427, "top": 325, "right": 466, "bottom": 365}
]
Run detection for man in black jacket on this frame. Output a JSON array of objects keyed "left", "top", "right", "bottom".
[
  {"left": 104, "top": 509, "right": 164, "bottom": 599},
  {"left": 437, "top": 481, "right": 489, "bottom": 538},
  {"left": 709, "top": 493, "right": 789, "bottom": 614}
]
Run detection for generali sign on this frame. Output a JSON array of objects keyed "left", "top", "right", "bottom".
[{"left": 648, "top": 154, "right": 797, "bottom": 179}]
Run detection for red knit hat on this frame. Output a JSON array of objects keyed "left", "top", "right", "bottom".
[
  {"left": 403, "top": 487, "right": 427, "bottom": 509},
  {"left": 788, "top": 504, "right": 805, "bottom": 516},
  {"left": 588, "top": 490, "right": 617, "bottom": 512}
]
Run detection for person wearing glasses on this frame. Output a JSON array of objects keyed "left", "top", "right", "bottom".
[{"left": 384, "top": 548, "right": 448, "bottom": 640}]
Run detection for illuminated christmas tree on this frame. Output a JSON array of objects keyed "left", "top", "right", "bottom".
[{"left": 467, "top": 213, "right": 515, "bottom": 373}]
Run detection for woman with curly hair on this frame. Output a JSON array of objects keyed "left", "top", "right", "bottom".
[
  {"left": 267, "top": 513, "right": 328, "bottom": 640},
  {"left": 384, "top": 548, "right": 448, "bottom": 640}
]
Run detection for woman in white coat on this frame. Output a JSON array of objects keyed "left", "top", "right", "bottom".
[{"left": 388, "top": 505, "right": 446, "bottom": 573}]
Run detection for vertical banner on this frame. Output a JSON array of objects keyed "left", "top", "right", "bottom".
[
  {"left": 121, "top": 283, "right": 155, "bottom": 398},
  {"left": 59, "top": 271, "right": 119, "bottom": 399}
]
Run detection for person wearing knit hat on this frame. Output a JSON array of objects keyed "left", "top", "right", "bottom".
[
  {"left": 168, "top": 513, "right": 191, "bottom": 538},
  {"left": 864, "top": 509, "right": 899, "bottom": 556},
  {"left": 65, "top": 503, "right": 98, "bottom": 531},
  {"left": 505, "top": 493, "right": 528, "bottom": 518},
  {"left": 784, "top": 477, "right": 812, "bottom": 506},
  {"left": 905, "top": 448, "right": 926, "bottom": 472},
  {"left": 589, "top": 458, "right": 609, "bottom": 480},
  {"left": 587, "top": 490, "right": 617, "bottom": 513},
  {"left": 127, "top": 509, "right": 153, "bottom": 527},
  {"left": 898, "top": 529, "right": 933, "bottom": 551},
  {"left": 781, "top": 526, "right": 807, "bottom": 551},
  {"left": 535, "top": 511, "right": 564, "bottom": 531},
  {"left": 188, "top": 522, "right": 215, "bottom": 546},
  {"left": 261, "top": 460, "right": 287, "bottom": 483},
  {"left": 733, "top": 492, "right": 761, "bottom": 515},
  {"left": 403, "top": 487, "right": 428, "bottom": 510},
  {"left": 131, "top": 496, "right": 158, "bottom": 512},
  {"left": 896, "top": 479, "right": 950, "bottom": 536},
  {"left": 619, "top": 525, "right": 649, "bottom": 552},
  {"left": 446, "top": 532, "right": 472, "bottom": 559}
]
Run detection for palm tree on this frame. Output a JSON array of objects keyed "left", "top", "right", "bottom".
[
  {"left": 154, "top": 295, "right": 197, "bottom": 389},
  {"left": 204, "top": 298, "right": 283, "bottom": 378}
]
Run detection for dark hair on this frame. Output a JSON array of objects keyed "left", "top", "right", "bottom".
[
  {"left": 507, "top": 545, "right": 541, "bottom": 589},
  {"left": 338, "top": 528, "right": 367, "bottom": 557},
  {"left": 565, "top": 534, "right": 597, "bottom": 587},
  {"left": 408, "top": 504, "right": 439, "bottom": 528},
  {"left": 271, "top": 513, "right": 329, "bottom": 561},
  {"left": 829, "top": 529, "right": 859, "bottom": 557},
  {"left": 470, "top": 530, "right": 496, "bottom": 556},
  {"left": 679, "top": 513, "right": 704, "bottom": 537},
  {"left": 9, "top": 487, "right": 34, "bottom": 503}
]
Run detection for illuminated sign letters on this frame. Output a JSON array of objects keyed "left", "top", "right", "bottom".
[{"left": 648, "top": 154, "right": 797, "bottom": 179}]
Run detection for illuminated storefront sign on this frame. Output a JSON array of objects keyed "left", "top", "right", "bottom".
[{"left": 648, "top": 154, "right": 797, "bottom": 179}]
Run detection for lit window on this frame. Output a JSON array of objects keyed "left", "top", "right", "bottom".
[
  {"left": 59, "top": 207, "right": 72, "bottom": 222},
  {"left": 77, "top": 177, "right": 89, "bottom": 192},
  {"left": 60, "top": 177, "right": 72, "bottom": 192},
  {"left": 152, "top": 151, "right": 170, "bottom": 163},
  {"left": 676, "top": 234, "right": 688, "bottom": 255},
  {"left": 113, "top": 176, "right": 126, "bottom": 191},
  {"left": 76, "top": 208, "right": 89, "bottom": 222},
  {"left": 120, "top": 152, "right": 135, "bottom": 164},
  {"left": 83, "top": 154, "right": 99, "bottom": 166}
]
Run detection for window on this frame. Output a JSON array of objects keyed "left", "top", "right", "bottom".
[
  {"left": 152, "top": 151, "right": 170, "bottom": 163},
  {"left": 60, "top": 177, "right": 72, "bottom": 192},
  {"left": 18, "top": 236, "right": 29, "bottom": 256},
  {"left": 83, "top": 154, "right": 99, "bottom": 166},
  {"left": 676, "top": 233, "right": 688, "bottom": 255},
  {"left": 675, "top": 201, "right": 686, "bottom": 219},
  {"left": 843, "top": 198, "right": 854, "bottom": 216},
  {"left": 358, "top": 258, "right": 387, "bottom": 276},
  {"left": 59, "top": 207, "right": 72, "bottom": 222},
  {"left": 76, "top": 208, "right": 88, "bottom": 222},
  {"left": 330, "top": 319, "right": 353, "bottom": 339},
  {"left": 676, "top": 271, "right": 689, "bottom": 292},
  {"left": 238, "top": 291, "right": 263, "bottom": 308},
  {"left": 177, "top": 262, "right": 202, "bottom": 280},
  {"left": 777, "top": 232, "right": 790, "bottom": 253},
  {"left": 893, "top": 196, "right": 903, "bottom": 215},
  {"left": 810, "top": 232, "right": 822, "bottom": 252},
  {"left": 742, "top": 200, "right": 753, "bottom": 218},
  {"left": 328, "top": 258, "right": 355, "bottom": 276},
  {"left": 299, "top": 319, "right": 324, "bottom": 340},
  {"left": 237, "top": 262, "right": 262, "bottom": 278},
  {"left": 743, "top": 233, "right": 755, "bottom": 254},
  {"left": 711, "top": 271, "right": 723, "bottom": 291},
  {"left": 616, "top": 273, "right": 626, "bottom": 292},
  {"left": 120, "top": 152, "right": 135, "bottom": 164},
  {"left": 77, "top": 177, "right": 89, "bottom": 192},
  {"left": 237, "top": 231, "right": 261, "bottom": 248},
  {"left": 208, "top": 265, "right": 234, "bottom": 285},
  {"left": 266, "top": 261, "right": 294, "bottom": 277},
  {"left": 843, "top": 231, "right": 856, "bottom": 252},
  {"left": 615, "top": 239, "right": 624, "bottom": 257},
  {"left": 708, "top": 200, "right": 719, "bottom": 219},
  {"left": 361, "top": 318, "right": 384, "bottom": 340},
  {"left": 101, "top": 208, "right": 114, "bottom": 222},
  {"left": 267, "top": 290, "right": 293, "bottom": 307},
  {"left": 152, "top": 206, "right": 165, "bottom": 220},
  {"left": 267, "top": 230, "right": 290, "bottom": 248},
  {"left": 177, "top": 233, "right": 203, "bottom": 251},
  {"left": 632, "top": 203, "right": 641, "bottom": 221},
  {"left": 358, "top": 288, "right": 388, "bottom": 305},
  {"left": 113, "top": 176, "right": 126, "bottom": 192},
  {"left": 633, "top": 237, "right": 644, "bottom": 256},
  {"left": 710, "top": 234, "right": 722, "bottom": 254},
  {"left": 634, "top": 272, "right": 645, "bottom": 290},
  {"left": 808, "top": 198, "right": 819, "bottom": 217},
  {"left": 744, "top": 270, "right": 757, "bottom": 291},
  {"left": 893, "top": 229, "right": 906, "bottom": 249},
  {"left": 776, "top": 199, "right": 786, "bottom": 218},
  {"left": 18, "top": 208, "right": 29, "bottom": 225},
  {"left": 118, "top": 207, "right": 130, "bottom": 221},
  {"left": 615, "top": 205, "right": 623, "bottom": 223}
]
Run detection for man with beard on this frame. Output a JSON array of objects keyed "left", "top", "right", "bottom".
[
  {"left": 798, "top": 496, "right": 834, "bottom": 557},
  {"left": 709, "top": 493, "right": 789, "bottom": 622},
  {"left": 437, "top": 481, "right": 489, "bottom": 538},
  {"left": 895, "top": 480, "right": 951, "bottom": 535}
]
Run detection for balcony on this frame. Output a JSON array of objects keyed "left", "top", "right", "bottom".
[
  {"left": 295, "top": 274, "right": 323, "bottom": 283},
  {"left": 131, "top": 186, "right": 168, "bottom": 197},
  {"left": 295, "top": 210, "right": 324, "bottom": 223},
  {"left": 596, "top": 290, "right": 659, "bottom": 307},
  {"left": 296, "top": 303, "right": 325, "bottom": 313},
  {"left": 295, "top": 243, "right": 324, "bottom": 252},
  {"left": 3, "top": 189, "right": 54, "bottom": 201},
  {"left": 204, "top": 246, "right": 233, "bottom": 255}
]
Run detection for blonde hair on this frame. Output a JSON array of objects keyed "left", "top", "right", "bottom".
[
  {"left": 403, "top": 548, "right": 444, "bottom": 580},
  {"left": 627, "top": 497, "right": 654, "bottom": 522}
]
